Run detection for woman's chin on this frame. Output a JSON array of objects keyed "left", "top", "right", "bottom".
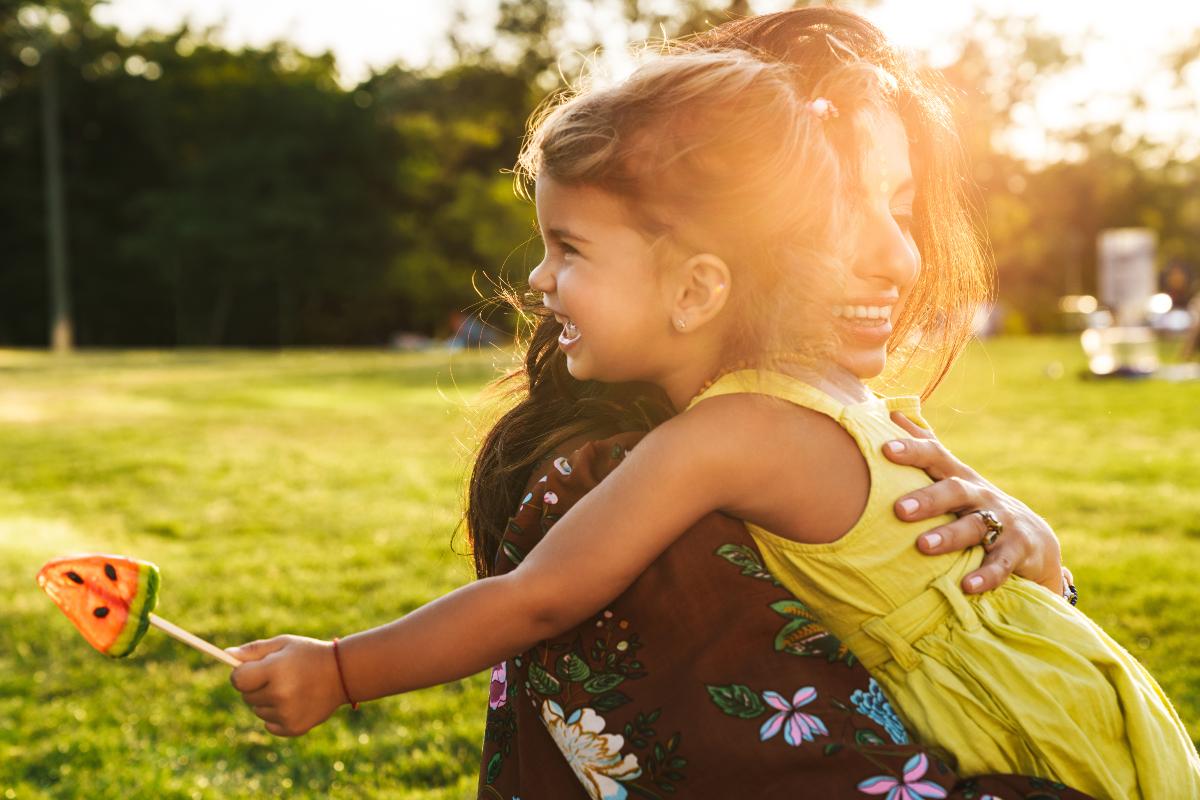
[{"left": 834, "top": 351, "right": 887, "bottom": 381}]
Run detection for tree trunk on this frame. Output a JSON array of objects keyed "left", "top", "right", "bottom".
[{"left": 208, "top": 280, "right": 233, "bottom": 346}]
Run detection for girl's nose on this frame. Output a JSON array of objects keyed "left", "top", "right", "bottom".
[{"left": 528, "top": 257, "right": 554, "bottom": 294}]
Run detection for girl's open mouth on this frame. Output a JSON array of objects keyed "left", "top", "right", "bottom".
[{"left": 558, "top": 319, "right": 581, "bottom": 347}]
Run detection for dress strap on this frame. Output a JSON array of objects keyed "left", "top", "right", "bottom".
[
  {"left": 686, "top": 370, "right": 846, "bottom": 419},
  {"left": 882, "top": 395, "right": 933, "bottom": 432}
]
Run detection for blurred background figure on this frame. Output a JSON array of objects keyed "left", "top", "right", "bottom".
[
  {"left": 1181, "top": 295, "right": 1200, "bottom": 361},
  {"left": 445, "top": 310, "right": 502, "bottom": 351}
]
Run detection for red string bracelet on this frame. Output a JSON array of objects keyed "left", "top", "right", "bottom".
[{"left": 331, "top": 637, "right": 360, "bottom": 710}]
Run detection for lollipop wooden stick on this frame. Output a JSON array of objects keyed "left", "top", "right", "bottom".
[{"left": 150, "top": 613, "right": 241, "bottom": 667}]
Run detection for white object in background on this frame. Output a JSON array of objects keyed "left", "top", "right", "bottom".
[
  {"left": 1079, "top": 326, "right": 1159, "bottom": 376},
  {"left": 1097, "top": 229, "right": 1157, "bottom": 327}
]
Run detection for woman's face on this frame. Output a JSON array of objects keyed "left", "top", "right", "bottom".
[{"left": 833, "top": 111, "right": 921, "bottom": 380}]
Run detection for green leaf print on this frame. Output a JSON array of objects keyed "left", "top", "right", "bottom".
[
  {"left": 528, "top": 661, "right": 561, "bottom": 695},
  {"left": 705, "top": 684, "right": 766, "bottom": 719},
  {"left": 774, "top": 618, "right": 831, "bottom": 655},
  {"left": 769, "top": 600, "right": 855, "bottom": 663},
  {"left": 592, "top": 691, "right": 631, "bottom": 712},
  {"left": 583, "top": 672, "right": 625, "bottom": 694},
  {"left": 485, "top": 752, "right": 503, "bottom": 784},
  {"left": 854, "top": 728, "right": 886, "bottom": 747},
  {"left": 768, "top": 598, "right": 819, "bottom": 620},
  {"left": 556, "top": 652, "right": 592, "bottom": 682},
  {"left": 501, "top": 540, "right": 525, "bottom": 566},
  {"left": 713, "top": 544, "right": 780, "bottom": 584}
]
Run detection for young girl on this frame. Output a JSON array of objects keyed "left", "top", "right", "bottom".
[{"left": 229, "top": 45, "right": 1200, "bottom": 798}]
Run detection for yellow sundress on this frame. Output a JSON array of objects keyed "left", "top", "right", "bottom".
[{"left": 688, "top": 370, "right": 1200, "bottom": 800}]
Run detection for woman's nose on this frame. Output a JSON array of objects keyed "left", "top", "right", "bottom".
[{"left": 853, "top": 212, "right": 919, "bottom": 289}]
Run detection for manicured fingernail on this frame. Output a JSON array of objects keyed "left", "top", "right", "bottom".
[
  {"left": 923, "top": 532, "right": 942, "bottom": 549},
  {"left": 965, "top": 576, "right": 983, "bottom": 592},
  {"left": 886, "top": 440, "right": 905, "bottom": 454},
  {"left": 898, "top": 498, "right": 919, "bottom": 515}
]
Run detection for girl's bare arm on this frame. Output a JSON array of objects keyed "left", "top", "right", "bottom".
[
  {"left": 335, "top": 399, "right": 771, "bottom": 699},
  {"left": 228, "top": 397, "right": 793, "bottom": 734}
]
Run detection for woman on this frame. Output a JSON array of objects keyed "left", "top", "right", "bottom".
[{"left": 473, "top": 9, "right": 1088, "bottom": 799}]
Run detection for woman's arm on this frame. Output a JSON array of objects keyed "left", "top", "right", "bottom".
[{"left": 883, "top": 412, "right": 1066, "bottom": 596}]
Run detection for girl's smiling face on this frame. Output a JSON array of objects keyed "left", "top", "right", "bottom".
[
  {"left": 833, "top": 111, "right": 922, "bottom": 381},
  {"left": 529, "top": 176, "right": 677, "bottom": 385}
]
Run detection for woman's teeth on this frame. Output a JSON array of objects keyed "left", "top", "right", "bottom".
[
  {"left": 832, "top": 305, "right": 891, "bottom": 326},
  {"left": 558, "top": 319, "right": 581, "bottom": 345}
]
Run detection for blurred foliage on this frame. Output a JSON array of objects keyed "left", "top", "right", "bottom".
[
  {"left": 0, "top": 0, "right": 544, "bottom": 345},
  {"left": 2, "top": 0, "right": 1199, "bottom": 345},
  {"left": 938, "top": 13, "right": 1200, "bottom": 331}
]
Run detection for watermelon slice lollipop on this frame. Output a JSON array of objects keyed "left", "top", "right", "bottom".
[{"left": 37, "top": 554, "right": 240, "bottom": 667}]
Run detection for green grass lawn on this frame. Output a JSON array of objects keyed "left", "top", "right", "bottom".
[{"left": 1, "top": 339, "right": 1197, "bottom": 798}]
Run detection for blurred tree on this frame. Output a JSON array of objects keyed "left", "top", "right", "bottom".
[
  {"left": 366, "top": 60, "right": 538, "bottom": 334},
  {"left": 1, "top": 0, "right": 1196, "bottom": 345}
]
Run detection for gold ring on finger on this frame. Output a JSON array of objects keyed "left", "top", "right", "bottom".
[{"left": 971, "top": 509, "right": 1003, "bottom": 548}]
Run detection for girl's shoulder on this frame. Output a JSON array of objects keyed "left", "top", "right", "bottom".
[
  {"left": 675, "top": 391, "right": 870, "bottom": 542},
  {"left": 671, "top": 392, "right": 860, "bottom": 483}
]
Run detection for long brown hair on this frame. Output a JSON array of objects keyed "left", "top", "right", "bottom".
[
  {"left": 466, "top": 9, "right": 992, "bottom": 578},
  {"left": 689, "top": 9, "right": 993, "bottom": 388}
]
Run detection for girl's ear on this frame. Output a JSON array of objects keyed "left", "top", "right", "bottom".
[{"left": 671, "top": 253, "right": 731, "bottom": 332}]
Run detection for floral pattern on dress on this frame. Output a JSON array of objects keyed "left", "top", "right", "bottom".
[
  {"left": 489, "top": 662, "right": 509, "bottom": 710},
  {"left": 715, "top": 544, "right": 855, "bottom": 665},
  {"left": 759, "top": 686, "right": 829, "bottom": 745},
  {"left": 540, "top": 699, "right": 642, "bottom": 800},
  {"left": 858, "top": 753, "right": 949, "bottom": 799},
  {"left": 851, "top": 678, "right": 910, "bottom": 744}
]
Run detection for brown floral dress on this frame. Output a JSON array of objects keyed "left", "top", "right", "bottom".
[{"left": 478, "top": 433, "right": 1093, "bottom": 800}]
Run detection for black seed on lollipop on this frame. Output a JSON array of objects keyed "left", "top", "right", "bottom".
[
  {"left": 93, "top": 607, "right": 109, "bottom": 618},
  {"left": 66, "top": 571, "right": 84, "bottom": 584},
  {"left": 104, "top": 563, "right": 117, "bottom": 581}
]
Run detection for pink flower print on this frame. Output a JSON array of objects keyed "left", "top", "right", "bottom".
[
  {"left": 488, "top": 661, "right": 508, "bottom": 710},
  {"left": 543, "top": 491, "right": 559, "bottom": 505},
  {"left": 857, "top": 753, "right": 948, "bottom": 800},
  {"left": 758, "top": 686, "right": 828, "bottom": 745}
]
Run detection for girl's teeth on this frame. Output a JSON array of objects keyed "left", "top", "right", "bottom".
[{"left": 558, "top": 319, "right": 581, "bottom": 345}]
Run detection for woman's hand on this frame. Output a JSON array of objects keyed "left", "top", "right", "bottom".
[
  {"left": 227, "top": 635, "right": 347, "bottom": 737},
  {"left": 884, "top": 412, "right": 1068, "bottom": 597}
]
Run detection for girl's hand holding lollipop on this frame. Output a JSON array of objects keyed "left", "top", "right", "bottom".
[{"left": 226, "top": 636, "right": 350, "bottom": 737}]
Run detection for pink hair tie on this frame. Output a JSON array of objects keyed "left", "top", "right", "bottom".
[{"left": 809, "top": 97, "right": 838, "bottom": 120}]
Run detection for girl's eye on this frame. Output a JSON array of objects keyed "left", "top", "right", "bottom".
[{"left": 560, "top": 242, "right": 580, "bottom": 257}]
